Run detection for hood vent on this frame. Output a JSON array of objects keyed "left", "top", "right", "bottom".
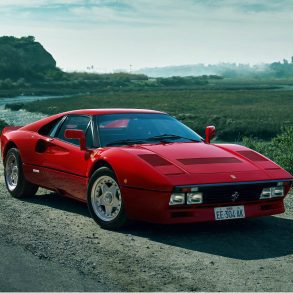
[
  {"left": 237, "top": 150, "right": 268, "bottom": 162},
  {"left": 178, "top": 157, "right": 241, "bottom": 165},
  {"left": 139, "top": 154, "right": 172, "bottom": 166}
]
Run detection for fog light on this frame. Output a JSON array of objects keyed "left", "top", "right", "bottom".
[
  {"left": 169, "top": 193, "right": 185, "bottom": 205},
  {"left": 187, "top": 192, "right": 203, "bottom": 204}
]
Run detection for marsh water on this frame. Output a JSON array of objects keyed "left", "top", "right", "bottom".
[{"left": 0, "top": 95, "right": 69, "bottom": 126}]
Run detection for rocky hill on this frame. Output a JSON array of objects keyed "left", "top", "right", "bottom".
[{"left": 0, "top": 36, "right": 58, "bottom": 81}]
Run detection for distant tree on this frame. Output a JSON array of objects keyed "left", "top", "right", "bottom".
[
  {"left": 283, "top": 59, "right": 289, "bottom": 65},
  {"left": 270, "top": 60, "right": 293, "bottom": 78},
  {"left": 20, "top": 36, "right": 35, "bottom": 43}
]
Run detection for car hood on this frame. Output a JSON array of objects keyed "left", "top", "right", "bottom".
[
  {"left": 135, "top": 142, "right": 292, "bottom": 186},
  {"left": 99, "top": 142, "right": 292, "bottom": 190},
  {"left": 139, "top": 142, "right": 260, "bottom": 174}
]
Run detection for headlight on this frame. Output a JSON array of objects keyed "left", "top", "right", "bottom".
[
  {"left": 169, "top": 187, "right": 203, "bottom": 205},
  {"left": 271, "top": 183, "right": 284, "bottom": 197},
  {"left": 260, "top": 182, "right": 284, "bottom": 199},
  {"left": 260, "top": 187, "right": 271, "bottom": 199},
  {"left": 187, "top": 192, "right": 203, "bottom": 204},
  {"left": 169, "top": 193, "right": 185, "bottom": 205}
]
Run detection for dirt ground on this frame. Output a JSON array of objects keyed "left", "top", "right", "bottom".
[{"left": 0, "top": 163, "right": 292, "bottom": 292}]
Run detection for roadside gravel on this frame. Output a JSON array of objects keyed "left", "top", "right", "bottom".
[{"left": 0, "top": 163, "right": 292, "bottom": 291}]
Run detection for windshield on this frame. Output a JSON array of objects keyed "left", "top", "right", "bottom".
[{"left": 96, "top": 113, "right": 202, "bottom": 147}]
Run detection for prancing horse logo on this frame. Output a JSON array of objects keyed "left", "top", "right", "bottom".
[{"left": 231, "top": 191, "right": 240, "bottom": 202}]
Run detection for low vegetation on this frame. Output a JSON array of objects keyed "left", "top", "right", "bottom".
[
  {"left": 13, "top": 88, "right": 293, "bottom": 141},
  {"left": 242, "top": 127, "right": 293, "bottom": 174}
]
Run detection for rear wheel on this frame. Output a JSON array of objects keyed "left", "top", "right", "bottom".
[
  {"left": 87, "top": 167, "right": 127, "bottom": 230},
  {"left": 4, "top": 148, "right": 38, "bottom": 198}
]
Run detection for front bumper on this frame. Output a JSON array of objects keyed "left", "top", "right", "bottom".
[
  {"left": 121, "top": 186, "right": 286, "bottom": 224},
  {"left": 165, "top": 199, "right": 285, "bottom": 224}
]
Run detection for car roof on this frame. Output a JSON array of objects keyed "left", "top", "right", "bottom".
[
  {"left": 63, "top": 108, "right": 165, "bottom": 115},
  {"left": 21, "top": 108, "right": 166, "bottom": 132}
]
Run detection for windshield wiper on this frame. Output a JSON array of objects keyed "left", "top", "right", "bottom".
[
  {"left": 106, "top": 139, "right": 147, "bottom": 146},
  {"left": 146, "top": 134, "right": 199, "bottom": 142},
  {"left": 106, "top": 134, "right": 199, "bottom": 146}
]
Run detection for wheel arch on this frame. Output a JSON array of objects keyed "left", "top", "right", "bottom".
[
  {"left": 3, "top": 141, "right": 18, "bottom": 161},
  {"left": 89, "top": 159, "right": 115, "bottom": 178}
]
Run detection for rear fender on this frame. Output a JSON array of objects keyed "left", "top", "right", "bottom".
[{"left": 1, "top": 126, "right": 22, "bottom": 159}]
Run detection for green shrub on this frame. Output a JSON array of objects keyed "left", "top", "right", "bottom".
[
  {"left": 5, "top": 103, "right": 24, "bottom": 111},
  {"left": 0, "top": 119, "right": 8, "bottom": 133},
  {"left": 242, "top": 127, "right": 293, "bottom": 174}
]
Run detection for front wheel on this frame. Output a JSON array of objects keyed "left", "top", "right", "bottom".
[
  {"left": 4, "top": 148, "right": 38, "bottom": 198},
  {"left": 87, "top": 167, "right": 127, "bottom": 230}
]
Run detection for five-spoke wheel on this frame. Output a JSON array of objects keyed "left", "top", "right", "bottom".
[
  {"left": 88, "top": 167, "right": 127, "bottom": 229},
  {"left": 4, "top": 148, "right": 38, "bottom": 198},
  {"left": 5, "top": 152, "right": 19, "bottom": 191},
  {"left": 91, "top": 175, "right": 122, "bottom": 222}
]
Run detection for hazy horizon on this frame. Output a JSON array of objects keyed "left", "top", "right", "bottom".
[{"left": 1, "top": 0, "right": 292, "bottom": 72}]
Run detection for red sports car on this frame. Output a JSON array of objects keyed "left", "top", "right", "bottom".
[{"left": 1, "top": 109, "right": 292, "bottom": 229}]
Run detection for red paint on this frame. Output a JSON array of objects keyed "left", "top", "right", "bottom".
[
  {"left": 64, "top": 129, "right": 86, "bottom": 151},
  {"left": 1, "top": 109, "right": 292, "bottom": 225},
  {"left": 205, "top": 125, "right": 216, "bottom": 144}
]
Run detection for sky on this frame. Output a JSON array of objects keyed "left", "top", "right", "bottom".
[{"left": 0, "top": 0, "right": 292, "bottom": 72}]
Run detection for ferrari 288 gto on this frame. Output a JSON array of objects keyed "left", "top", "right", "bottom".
[{"left": 1, "top": 109, "right": 292, "bottom": 229}]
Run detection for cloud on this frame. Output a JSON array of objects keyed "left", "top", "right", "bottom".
[
  {"left": 0, "top": 0, "right": 84, "bottom": 6},
  {"left": 1, "top": 0, "right": 292, "bottom": 27},
  {"left": 0, "top": 0, "right": 292, "bottom": 71}
]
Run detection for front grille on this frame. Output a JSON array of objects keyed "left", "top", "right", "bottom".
[{"left": 199, "top": 182, "right": 277, "bottom": 204}]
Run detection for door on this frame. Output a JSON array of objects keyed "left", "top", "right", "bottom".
[{"left": 34, "top": 115, "right": 94, "bottom": 201}]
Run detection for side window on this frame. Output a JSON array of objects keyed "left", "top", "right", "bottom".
[
  {"left": 49, "top": 117, "right": 65, "bottom": 137},
  {"left": 55, "top": 115, "right": 92, "bottom": 147},
  {"left": 38, "top": 117, "right": 63, "bottom": 136}
]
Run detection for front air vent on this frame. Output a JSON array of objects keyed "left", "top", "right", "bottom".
[
  {"left": 237, "top": 150, "right": 268, "bottom": 162},
  {"left": 177, "top": 157, "right": 241, "bottom": 165},
  {"left": 138, "top": 154, "right": 172, "bottom": 166}
]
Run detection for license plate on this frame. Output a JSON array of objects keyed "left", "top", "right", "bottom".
[{"left": 214, "top": 205, "right": 245, "bottom": 221}]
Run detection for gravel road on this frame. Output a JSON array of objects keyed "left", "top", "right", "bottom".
[{"left": 0, "top": 162, "right": 292, "bottom": 291}]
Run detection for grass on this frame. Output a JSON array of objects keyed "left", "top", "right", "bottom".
[{"left": 15, "top": 88, "right": 293, "bottom": 141}]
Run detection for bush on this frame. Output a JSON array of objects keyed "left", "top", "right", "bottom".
[
  {"left": 242, "top": 127, "right": 293, "bottom": 174},
  {"left": 5, "top": 103, "right": 24, "bottom": 111},
  {"left": 0, "top": 119, "right": 8, "bottom": 133}
]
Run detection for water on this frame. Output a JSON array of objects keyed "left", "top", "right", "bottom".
[{"left": 0, "top": 95, "right": 68, "bottom": 126}]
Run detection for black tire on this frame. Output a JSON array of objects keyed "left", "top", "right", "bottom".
[
  {"left": 4, "top": 148, "right": 38, "bottom": 198},
  {"left": 87, "top": 167, "right": 127, "bottom": 230}
]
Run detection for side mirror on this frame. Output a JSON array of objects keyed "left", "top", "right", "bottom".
[
  {"left": 205, "top": 125, "right": 216, "bottom": 144},
  {"left": 64, "top": 129, "right": 87, "bottom": 151}
]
